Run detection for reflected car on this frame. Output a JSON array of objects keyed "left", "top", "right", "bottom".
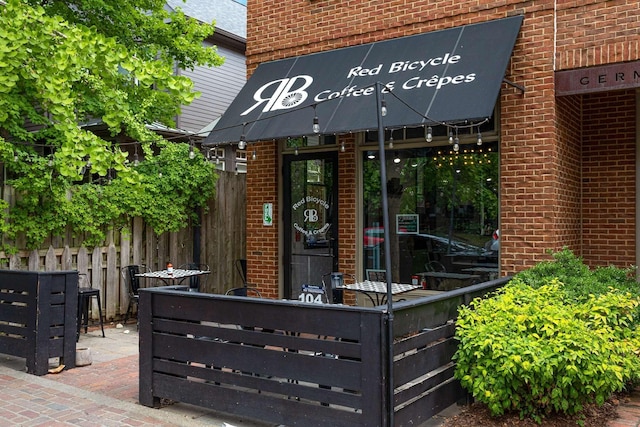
[
  {"left": 364, "top": 226, "right": 412, "bottom": 246},
  {"left": 363, "top": 227, "right": 385, "bottom": 247},
  {"left": 411, "top": 233, "right": 485, "bottom": 255}
]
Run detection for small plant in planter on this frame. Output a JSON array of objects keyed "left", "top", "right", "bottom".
[{"left": 453, "top": 250, "right": 640, "bottom": 423}]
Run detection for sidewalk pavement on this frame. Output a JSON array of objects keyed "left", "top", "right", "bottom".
[
  {"left": 1, "top": 324, "right": 639, "bottom": 427},
  {"left": 0, "top": 324, "right": 272, "bottom": 427}
]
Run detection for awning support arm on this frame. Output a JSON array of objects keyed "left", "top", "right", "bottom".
[{"left": 503, "top": 78, "right": 525, "bottom": 94}]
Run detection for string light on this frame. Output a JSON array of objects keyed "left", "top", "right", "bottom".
[
  {"left": 312, "top": 104, "right": 320, "bottom": 133},
  {"left": 340, "top": 141, "right": 345, "bottom": 152},
  {"left": 425, "top": 126, "right": 433, "bottom": 143},
  {"left": 388, "top": 129, "right": 394, "bottom": 149},
  {"left": 380, "top": 99, "right": 387, "bottom": 117},
  {"left": 133, "top": 143, "right": 140, "bottom": 167},
  {"left": 238, "top": 123, "right": 247, "bottom": 150},
  {"left": 453, "top": 129, "right": 460, "bottom": 152},
  {"left": 188, "top": 140, "right": 195, "bottom": 159},
  {"left": 252, "top": 149, "right": 257, "bottom": 160}
]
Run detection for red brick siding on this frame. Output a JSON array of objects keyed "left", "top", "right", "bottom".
[
  {"left": 556, "top": 0, "right": 640, "bottom": 70},
  {"left": 581, "top": 90, "right": 636, "bottom": 267},
  {"left": 499, "top": 7, "right": 558, "bottom": 274},
  {"left": 555, "top": 95, "right": 583, "bottom": 255},
  {"left": 244, "top": 0, "right": 640, "bottom": 285},
  {"left": 246, "top": 141, "right": 280, "bottom": 298}
]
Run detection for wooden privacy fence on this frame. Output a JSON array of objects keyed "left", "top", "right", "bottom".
[
  {"left": 139, "top": 277, "right": 510, "bottom": 426},
  {"left": 0, "top": 172, "right": 246, "bottom": 322},
  {"left": 0, "top": 270, "right": 78, "bottom": 375}
]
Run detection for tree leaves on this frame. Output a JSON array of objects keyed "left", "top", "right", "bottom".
[{"left": 0, "top": 0, "right": 224, "bottom": 250}]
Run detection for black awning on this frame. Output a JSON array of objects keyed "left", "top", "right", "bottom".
[{"left": 204, "top": 15, "right": 523, "bottom": 145}]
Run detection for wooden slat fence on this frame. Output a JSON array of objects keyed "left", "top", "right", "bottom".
[
  {"left": 138, "top": 277, "right": 510, "bottom": 426},
  {"left": 0, "top": 270, "right": 78, "bottom": 375},
  {"left": 0, "top": 172, "right": 245, "bottom": 322}
]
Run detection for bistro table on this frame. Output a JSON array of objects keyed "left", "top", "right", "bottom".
[
  {"left": 337, "top": 280, "right": 420, "bottom": 306},
  {"left": 415, "top": 271, "right": 481, "bottom": 291},
  {"left": 136, "top": 268, "right": 210, "bottom": 290}
]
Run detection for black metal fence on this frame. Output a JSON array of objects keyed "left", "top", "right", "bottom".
[
  {"left": 139, "top": 277, "right": 509, "bottom": 426},
  {"left": 0, "top": 270, "right": 78, "bottom": 375}
]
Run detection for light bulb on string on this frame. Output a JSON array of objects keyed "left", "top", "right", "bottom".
[
  {"left": 312, "top": 105, "right": 320, "bottom": 133},
  {"left": 252, "top": 150, "right": 257, "bottom": 160},
  {"left": 189, "top": 144, "right": 195, "bottom": 159},
  {"left": 294, "top": 146, "right": 299, "bottom": 156},
  {"left": 238, "top": 123, "right": 247, "bottom": 150},
  {"left": 133, "top": 144, "right": 140, "bottom": 167},
  {"left": 380, "top": 99, "right": 387, "bottom": 117},
  {"left": 477, "top": 129, "right": 483, "bottom": 146},
  {"left": 448, "top": 130, "right": 454, "bottom": 144},
  {"left": 393, "top": 151, "right": 401, "bottom": 164},
  {"left": 425, "top": 126, "right": 433, "bottom": 143},
  {"left": 388, "top": 130, "right": 394, "bottom": 149},
  {"left": 340, "top": 141, "right": 345, "bottom": 152}
]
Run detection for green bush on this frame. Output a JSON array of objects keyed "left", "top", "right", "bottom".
[
  {"left": 454, "top": 279, "right": 640, "bottom": 422},
  {"left": 515, "top": 248, "right": 639, "bottom": 301}
]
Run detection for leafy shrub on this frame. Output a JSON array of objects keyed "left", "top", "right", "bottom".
[
  {"left": 515, "top": 248, "right": 639, "bottom": 301},
  {"left": 454, "top": 279, "right": 640, "bottom": 422}
]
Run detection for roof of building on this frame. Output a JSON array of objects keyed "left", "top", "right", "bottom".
[{"left": 166, "top": 0, "right": 246, "bottom": 40}]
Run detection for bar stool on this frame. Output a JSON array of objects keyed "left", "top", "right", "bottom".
[{"left": 77, "top": 273, "right": 105, "bottom": 341}]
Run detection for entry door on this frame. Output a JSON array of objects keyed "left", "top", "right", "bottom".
[{"left": 283, "top": 151, "right": 338, "bottom": 300}]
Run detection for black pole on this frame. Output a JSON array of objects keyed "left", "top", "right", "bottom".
[{"left": 376, "top": 82, "right": 394, "bottom": 427}]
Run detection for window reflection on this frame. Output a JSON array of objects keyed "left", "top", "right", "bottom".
[{"left": 362, "top": 143, "right": 499, "bottom": 288}]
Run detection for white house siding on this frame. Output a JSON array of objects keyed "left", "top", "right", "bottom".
[{"left": 178, "top": 43, "right": 246, "bottom": 134}]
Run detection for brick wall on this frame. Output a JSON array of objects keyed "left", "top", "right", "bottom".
[
  {"left": 581, "top": 90, "right": 636, "bottom": 267},
  {"left": 556, "top": 0, "right": 640, "bottom": 70},
  {"left": 555, "top": 95, "right": 583, "bottom": 255},
  {"left": 246, "top": 140, "right": 279, "bottom": 298}
]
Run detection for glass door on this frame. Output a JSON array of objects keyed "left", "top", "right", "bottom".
[{"left": 283, "top": 151, "right": 338, "bottom": 300}]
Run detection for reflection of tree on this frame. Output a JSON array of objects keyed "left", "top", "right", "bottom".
[
  {"left": 363, "top": 160, "right": 382, "bottom": 216},
  {"left": 363, "top": 146, "right": 499, "bottom": 232},
  {"left": 434, "top": 149, "right": 499, "bottom": 232}
]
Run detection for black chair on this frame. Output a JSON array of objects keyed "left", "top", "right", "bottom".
[
  {"left": 77, "top": 273, "right": 105, "bottom": 341},
  {"left": 178, "top": 263, "right": 209, "bottom": 291},
  {"left": 226, "top": 259, "right": 261, "bottom": 296},
  {"left": 235, "top": 259, "right": 247, "bottom": 285},
  {"left": 121, "top": 264, "right": 149, "bottom": 325}
]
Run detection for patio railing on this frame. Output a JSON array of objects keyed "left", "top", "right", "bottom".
[
  {"left": 0, "top": 270, "right": 78, "bottom": 375},
  {"left": 139, "top": 276, "right": 509, "bottom": 426}
]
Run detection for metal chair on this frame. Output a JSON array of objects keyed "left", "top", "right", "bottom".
[
  {"left": 121, "top": 264, "right": 149, "bottom": 325},
  {"left": 425, "top": 260, "right": 447, "bottom": 272},
  {"left": 225, "top": 286, "right": 262, "bottom": 297},
  {"left": 178, "top": 263, "right": 210, "bottom": 291},
  {"left": 226, "top": 259, "right": 261, "bottom": 296},
  {"left": 77, "top": 273, "right": 105, "bottom": 341}
]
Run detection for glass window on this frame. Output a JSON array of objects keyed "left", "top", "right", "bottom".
[{"left": 362, "top": 141, "right": 499, "bottom": 287}]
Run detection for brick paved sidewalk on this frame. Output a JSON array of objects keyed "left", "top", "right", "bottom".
[{"left": 0, "top": 325, "right": 271, "bottom": 427}]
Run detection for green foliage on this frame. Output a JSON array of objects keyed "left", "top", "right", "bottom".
[
  {"left": 454, "top": 280, "right": 640, "bottom": 421},
  {"left": 515, "top": 248, "right": 639, "bottom": 301},
  {"left": 5, "top": 143, "right": 217, "bottom": 249},
  {"left": 0, "top": 0, "right": 223, "bottom": 249}
]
